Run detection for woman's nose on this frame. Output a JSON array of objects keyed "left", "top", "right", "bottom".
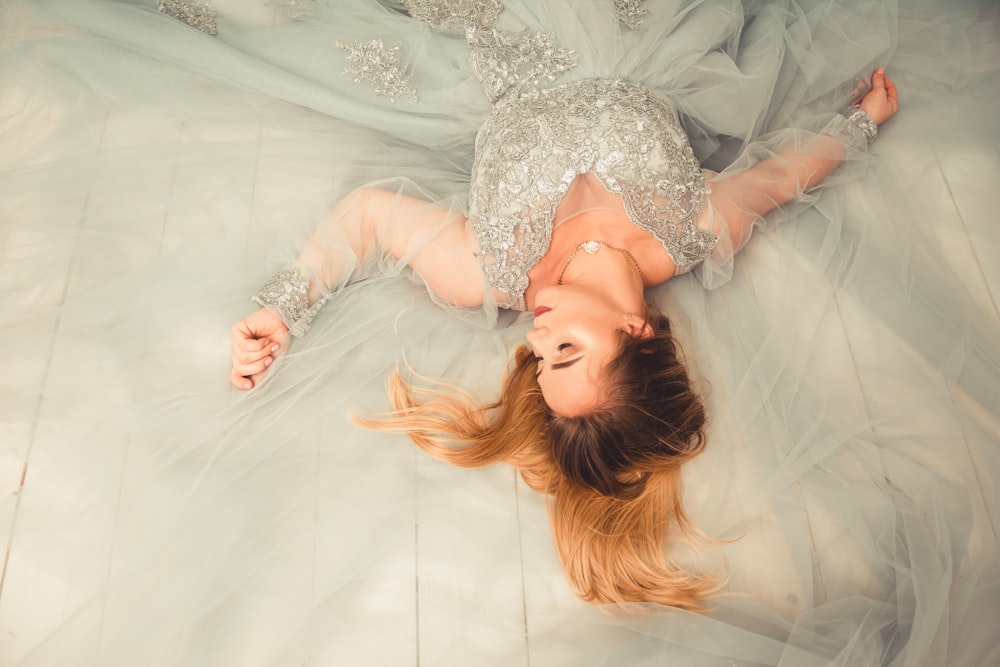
[{"left": 524, "top": 326, "right": 545, "bottom": 348}]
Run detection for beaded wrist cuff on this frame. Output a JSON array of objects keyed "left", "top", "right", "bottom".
[
  {"left": 251, "top": 268, "right": 326, "bottom": 337},
  {"left": 825, "top": 105, "right": 879, "bottom": 151}
]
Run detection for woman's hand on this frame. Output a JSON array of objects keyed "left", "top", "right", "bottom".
[
  {"left": 857, "top": 68, "right": 899, "bottom": 126},
  {"left": 230, "top": 307, "right": 291, "bottom": 390}
]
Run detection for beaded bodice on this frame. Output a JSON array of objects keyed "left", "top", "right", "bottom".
[
  {"left": 471, "top": 79, "right": 715, "bottom": 307},
  {"left": 171, "top": 0, "right": 721, "bottom": 312},
  {"left": 310, "top": 0, "right": 718, "bottom": 308}
]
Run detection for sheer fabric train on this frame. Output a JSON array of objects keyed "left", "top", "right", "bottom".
[{"left": 1, "top": 0, "right": 998, "bottom": 665}]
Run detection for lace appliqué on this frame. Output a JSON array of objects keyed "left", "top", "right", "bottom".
[
  {"left": 402, "top": 0, "right": 502, "bottom": 29},
  {"left": 252, "top": 268, "right": 328, "bottom": 337},
  {"left": 614, "top": 0, "right": 648, "bottom": 30},
  {"left": 824, "top": 106, "right": 878, "bottom": 151},
  {"left": 157, "top": 0, "right": 218, "bottom": 35},
  {"left": 467, "top": 26, "right": 579, "bottom": 103},
  {"left": 470, "top": 79, "right": 715, "bottom": 306},
  {"left": 345, "top": 2, "right": 578, "bottom": 104},
  {"left": 265, "top": 0, "right": 318, "bottom": 20},
  {"left": 337, "top": 39, "right": 418, "bottom": 102},
  {"left": 661, "top": 219, "right": 719, "bottom": 273}
]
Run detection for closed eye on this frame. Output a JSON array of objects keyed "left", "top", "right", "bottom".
[
  {"left": 534, "top": 343, "right": 572, "bottom": 364},
  {"left": 536, "top": 354, "right": 583, "bottom": 377},
  {"left": 534, "top": 344, "right": 578, "bottom": 377},
  {"left": 550, "top": 356, "right": 583, "bottom": 372}
]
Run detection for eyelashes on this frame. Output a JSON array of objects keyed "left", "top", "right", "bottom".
[{"left": 534, "top": 343, "right": 571, "bottom": 363}]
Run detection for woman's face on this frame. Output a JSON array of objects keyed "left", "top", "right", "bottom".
[{"left": 526, "top": 284, "right": 637, "bottom": 417}]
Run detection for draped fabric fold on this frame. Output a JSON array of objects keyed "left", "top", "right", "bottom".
[{"left": 1, "top": 0, "right": 997, "bottom": 665}]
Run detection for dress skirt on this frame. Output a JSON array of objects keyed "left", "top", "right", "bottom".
[{"left": 1, "top": 0, "right": 998, "bottom": 665}]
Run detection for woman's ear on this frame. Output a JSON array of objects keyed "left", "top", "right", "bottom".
[{"left": 624, "top": 314, "right": 654, "bottom": 339}]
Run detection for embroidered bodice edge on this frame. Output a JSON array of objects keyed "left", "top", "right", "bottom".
[{"left": 470, "top": 78, "right": 716, "bottom": 308}]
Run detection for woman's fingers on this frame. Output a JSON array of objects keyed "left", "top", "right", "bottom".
[
  {"left": 859, "top": 68, "right": 899, "bottom": 125},
  {"left": 231, "top": 370, "right": 255, "bottom": 390},
  {"left": 230, "top": 354, "right": 276, "bottom": 390},
  {"left": 232, "top": 354, "right": 273, "bottom": 379},
  {"left": 884, "top": 74, "right": 898, "bottom": 110},
  {"left": 871, "top": 68, "right": 885, "bottom": 91},
  {"left": 237, "top": 337, "right": 279, "bottom": 361},
  {"left": 231, "top": 320, "right": 281, "bottom": 359},
  {"left": 230, "top": 320, "right": 284, "bottom": 389},
  {"left": 873, "top": 68, "right": 898, "bottom": 107}
]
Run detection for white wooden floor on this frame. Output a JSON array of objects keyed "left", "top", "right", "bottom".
[{"left": 1, "top": 2, "right": 998, "bottom": 665}]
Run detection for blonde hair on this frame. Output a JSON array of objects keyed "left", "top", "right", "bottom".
[{"left": 356, "top": 312, "right": 718, "bottom": 610}]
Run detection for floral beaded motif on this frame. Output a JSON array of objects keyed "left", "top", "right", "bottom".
[
  {"left": 252, "top": 268, "right": 328, "bottom": 337},
  {"left": 402, "top": 0, "right": 503, "bottom": 29},
  {"left": 824, "top": 106, "right": 878, "bottom": 151},
  {"left": 614, "top": 0, "right": 648, "bottom": 29},
  {"left": 157, "top": 0, "right": 218, "bottom": 35},
  {"left": 337, "top": 39, "right": 418, "bottom": 102},
  {"left": 470, "top": 79, "right": 716, "bottom": 307},
  {"left": 467, "top": 26, "right": 579, "bottom": 102}
]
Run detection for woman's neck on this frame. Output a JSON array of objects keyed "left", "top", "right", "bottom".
[
  {"left": 522, "top": 238, "right": 646, "bottom": 319},
  {"left": 523, "top": 208, "right": 651, "bottom": 309},
  {"left": 558, "top": 242, "right": 646, "bottom": 304},
  {"left": 523, "top": 173, "right": 662, "bottom": 310}
]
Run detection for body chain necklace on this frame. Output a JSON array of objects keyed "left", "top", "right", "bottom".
[{"left": 556, "top": 240, "right": 647, "bottom": 285}]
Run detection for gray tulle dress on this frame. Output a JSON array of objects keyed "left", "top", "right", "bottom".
[{"left": 2, "top": 0, "right": 998, "bottom": 665}]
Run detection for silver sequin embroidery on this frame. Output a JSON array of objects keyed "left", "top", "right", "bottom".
[
  {"left": 402, "top": 0, "right": 502, "bottom": 29},
  {"left": 470, "top": 79, "right": 716, "bottom": 307},
  {"left": 467, "top": 26, "right": 579, "bottom": 103},
  {"left": 614, "top": 0, "right": 648, "bottom": 29},
  {"left": 824, "top": 106, "right": 878, "bottom": 151},
  {"left": 157, "top": 0, "right": 218, "bottom": 35},
  {"left": 337, "top": 39, "right": 418, "bottom": 102},
  {"left": 252, "top": 268, "right": 328, "bottom": 337}
]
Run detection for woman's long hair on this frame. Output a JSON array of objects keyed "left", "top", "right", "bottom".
[{"left": 355, "top": 307, "right": 717, "bottom": 610}]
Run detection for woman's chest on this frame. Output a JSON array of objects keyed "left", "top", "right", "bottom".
[{"left": 521, "top": 174, "right": 677, "bottom": 308}]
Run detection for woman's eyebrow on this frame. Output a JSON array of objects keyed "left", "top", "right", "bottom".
[
  {"left": 552, "top": 357, "right": 582, "bottom": 371},
  {"left": 536, "top": 356, "right": 584, "bottom": 378}
]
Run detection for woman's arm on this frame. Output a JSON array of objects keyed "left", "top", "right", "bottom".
[
  {"left": 230, "top": 187, "right": 483, "bottom": 390},
  {"left": 706, "top": 69, "right": 899, "bottom": 249}
]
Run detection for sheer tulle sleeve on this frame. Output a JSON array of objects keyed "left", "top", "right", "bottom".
[
  {"left": 694, "top": 108, "right": 880, "bottom": 289},
  {"left": 250, "top": 178, "right": 500, "bottom": 332},
  {"left": 4, "top": 1, "right": 998, "bottom": 666}
]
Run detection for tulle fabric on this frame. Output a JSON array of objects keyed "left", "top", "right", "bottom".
[{"left": 2, "top": 0, "right": 998, "bottom": 665}]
